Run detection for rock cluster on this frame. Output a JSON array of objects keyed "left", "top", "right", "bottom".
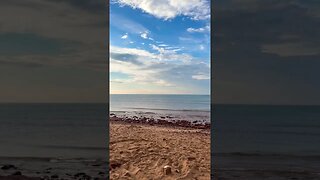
[{"left": 110, "top": 115, "right": 210, "bottom": 129}]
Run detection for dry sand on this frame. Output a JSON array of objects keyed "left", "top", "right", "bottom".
[{"left": 109, "top": 121, "right": 210, "bottom": 180}]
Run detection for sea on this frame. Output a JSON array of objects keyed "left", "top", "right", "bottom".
[
  {"left": 0, "top": 103, "right": 107, "bottom": 159},
  {"left": 110, "top": 94, "right": 211, "bottom": 124},
  {"left": 213, "top": 104, "right": 320, "bottom": 174}
]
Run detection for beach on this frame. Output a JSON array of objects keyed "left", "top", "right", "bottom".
[{"left": 109, "top": 118, "right": 211, "bottom": 180}]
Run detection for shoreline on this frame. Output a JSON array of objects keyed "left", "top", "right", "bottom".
[
  {"left": 0, "top": 157, "right": 107, "bottom": 179},
  {"left": 110, "top": 114, "right": 211, "bottom": 129}
]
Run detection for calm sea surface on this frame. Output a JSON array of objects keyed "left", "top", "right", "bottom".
[
  {"left": 214, "top": 105, "right": 320, "bottom": 156},
  {"left": 110, "top": 94, "right": 211, "bottom": 123},
  {"left": 0, "top": 103, "right": 107, "bottom": 159}
]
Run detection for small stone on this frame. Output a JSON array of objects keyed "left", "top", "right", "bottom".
[
  {"left": 188, "top": 157, "right": 196, "bottom": 161},
  {"left": 163, "top": 165, "right": 172, "bottom": 175}
]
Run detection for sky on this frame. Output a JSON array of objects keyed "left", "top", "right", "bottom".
[
  {"left": 110, "top": 0, "right": 211, "bottom": 94},
  {"left": 213, "top": 0, "right": 320, "bottom": 105},
  {"left": 0, "top": 0, "right": 107, "bottom": 103}
]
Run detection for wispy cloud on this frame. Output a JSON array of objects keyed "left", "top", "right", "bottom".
[
  {"left": 110, "top": 45, "right": 210, "bottom": 88},
  {"left": 140, "top": 31, "right": 148, "bottom": 39},
  {"left": 192, "top": 73, "right": 210, "bottom": 80},
  {"left": 112, "top": 0, "right": 210, "bottom": 20},
  {"left": 110, "top": 13, "right": 148, "bottom": 34},
  {"left": 187, "top": 25, "right": 210, "bottom": 33},
  {"left": 121, "top": 33, "right": 128, "bottom": 39}
]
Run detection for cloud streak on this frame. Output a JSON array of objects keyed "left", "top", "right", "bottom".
[
  {"left": 110, "top": 45, "right": 210, "bottom": 91},
  {"left": 187, "top": 25, "right": 210, "bottom": 33}
]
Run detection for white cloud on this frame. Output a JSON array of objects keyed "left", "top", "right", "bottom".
[
  {"left": 192, "top": 73, "right": 210, "bottom": 80},
  {"left": 112, "top": 0, "right": 210, "bottom": 20},
  {"left": 158, "top": 44, "right": 169, "bottom": 47},
  {"left": 140, "top": 32, "right": 148, "bottom": 39},
  {"left": 187, "top": 25, "right": 210, "bottom": 33},
  {"left": 121, "top": 33, "right": 128, "bottom": 39},
  {"left": 110, "top": 45, "right": 209, "bottom": 87}
]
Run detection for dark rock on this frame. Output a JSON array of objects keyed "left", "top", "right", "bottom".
[
  {"left": 98, "top": 171, "right": 105, "bottom": 175},
  {"left": 40, "top": 176, "right": 50, "bottom": 180},
  {"left": 92, "top": 164, "right": 101, "bottom": 167},
  {"left": 12, "top": 171, "right": 22, "bottom": 175},
  {"left": 1, "top": 164, "right": 17, "bottom": 170},
  {"left": 51, "top": 174, "right": 59, "bottom": 179},
  {"left": 74, "top": 172, "right": 91, "bottom": 179},
  {"left": 74, "top": 172, "right": 86, "bottom": 177}
]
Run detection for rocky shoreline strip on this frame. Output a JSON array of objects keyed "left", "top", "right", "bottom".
[
  {"left": 109, "top": 113, "right": 210, "bottom": 129},
  {"left": 0, "top": 161, "right": 107, "bottom": 180}
]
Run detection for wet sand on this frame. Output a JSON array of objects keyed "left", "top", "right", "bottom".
[{"left": 109, "top": 119, "right": 211, "bottom": 180}]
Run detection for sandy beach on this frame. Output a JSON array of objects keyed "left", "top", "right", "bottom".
[{"left": 109, "top": 119, "right": 211, "bottom": 180}]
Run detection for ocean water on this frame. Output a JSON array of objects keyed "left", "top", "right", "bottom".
[
  {"left": 214, "top": 105, "right": 320, "bottom": 156},
  {"left": 213, "top": 105, "right": 320, "bottom": 174},
  {"left": 110, "top": 94, "right": 211, "bottom": 123},
  {"left": 0, "top": 103, "right": 107, "bottom": 159}
]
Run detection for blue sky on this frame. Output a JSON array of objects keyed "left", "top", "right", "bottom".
[{"left": 110, "top": 0, "right": 211, "bottom": 94}]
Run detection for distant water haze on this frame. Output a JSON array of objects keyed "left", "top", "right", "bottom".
[{"left": 110, "top": 94, "right": 211, "bottom": 123}]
